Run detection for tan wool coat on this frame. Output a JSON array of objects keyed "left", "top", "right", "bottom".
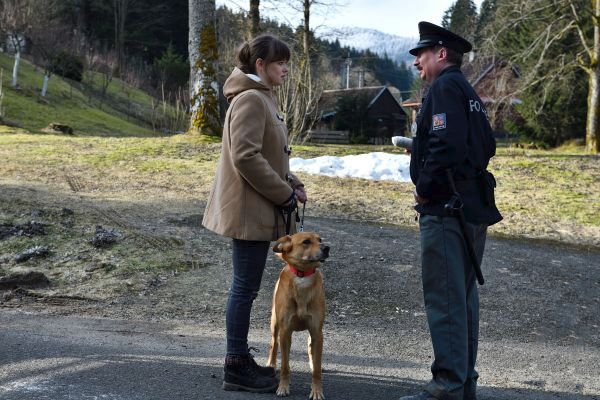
[{"left": 202, "top": 68, "right": 302, "bottom": 241}]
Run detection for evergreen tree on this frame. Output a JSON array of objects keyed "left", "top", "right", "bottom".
[
  {"left": 54, "top": 0, "right": 188, "bottom": 64},
  {"left": 483, "top": 0, "right": 595, "bottom": 148},
  {"left": 441, "top": 4, "right": 454, "bottom": 28},
  {"left": 475, "top": 0, "right": 497, "bottom": 47},
  {"left": 334, "top": 93, "right": 377, "bottom": 143},
  {"left": 154, "top": 43, "right": 189, "bottom": 92},
  {"left": 395, "top": 62, "right": 413, "bottom": 95},
  {"left": 441, "top": 0, "right": 477, "bottom": 43}
]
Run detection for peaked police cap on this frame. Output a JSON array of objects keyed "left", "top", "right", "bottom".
[{"left": 409, "top": 21, "right": 472, "bottom": 56}]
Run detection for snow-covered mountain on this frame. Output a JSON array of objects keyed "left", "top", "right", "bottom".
[{"left": 318, "top": 27, "right": 416, "bottom": 65}]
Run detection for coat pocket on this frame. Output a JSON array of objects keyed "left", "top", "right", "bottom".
[{"left": 481, "top": 171, "right": 497, "bottom": 206}]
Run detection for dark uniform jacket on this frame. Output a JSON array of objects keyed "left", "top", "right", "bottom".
[{"left": 410, "top": 65, "right": 503, "bottom": 226}]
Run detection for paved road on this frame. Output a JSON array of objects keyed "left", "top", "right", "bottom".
[
  {"left": 1, "top": 217, "right": 599, "bottom": 400},
  {"left": 1, "top": 310, "right": 598, "bottom": 400}
]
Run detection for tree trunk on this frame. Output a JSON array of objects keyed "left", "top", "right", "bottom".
[
  {"left": 281, "top": 0, "right": 322, "bottom": 141},
  {"left": 249, "top": 0, "right": 260, "bottom": 37},
  {"left": 114, "top": 0, "right": 129, "bottom": 75},
  {"left": 303, "top": 0, "right": 310, "bottom": 60},
  {"left": 586, "top": 0, "right": 600, "bottom": 153},
  {"left": 188, "top": 0, "right": 220, "bottom": 135},
  {"left": 76, "top": 0, "right": 89, "bottom": 34},
  {"left": 11, "top": 50, "right": 20, "bottom": 88},
  {"left": 41, "top": 73, "right": 50, "bottom": 97},
  {"left": 0, "top": 69, "right": 4, "bottom": 118},
  {"left": 587, "top": 65, "right": 599, "bottom": 153}
]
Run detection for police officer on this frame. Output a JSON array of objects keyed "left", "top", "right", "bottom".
[{"left": 400, "top": 22, "right": 502, "bottom": 400}]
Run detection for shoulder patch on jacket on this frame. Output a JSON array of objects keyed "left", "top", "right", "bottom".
[{"left": 432, "top": 113, "right": 446, "bottom": 131}]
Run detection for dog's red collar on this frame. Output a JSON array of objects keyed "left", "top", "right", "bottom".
[{"left": 287, "top": 264, "right": 316, "bottom": 278}]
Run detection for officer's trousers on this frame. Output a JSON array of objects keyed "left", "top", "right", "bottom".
[{"left": 419, "top": 214, "right": 487, "bottom": 400}]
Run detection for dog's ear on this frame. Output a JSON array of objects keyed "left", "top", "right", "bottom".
[{"left": 273, "top": 235, "right": 293, "bottom": 253}]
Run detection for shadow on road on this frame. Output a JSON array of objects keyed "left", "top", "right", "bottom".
[{"left": 0, "top": 311, "right": 597, "bottom": 400}]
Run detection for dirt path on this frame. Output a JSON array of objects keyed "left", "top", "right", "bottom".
[{"left": 1, "top": 182, "right": 600, "bottom": 399}]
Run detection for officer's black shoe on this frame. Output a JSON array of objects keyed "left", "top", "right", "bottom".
[
  {"left": 464, "top": 378, "right": 477, "bottom": 399},
  {"left": 399, "top": 391, "right": 438, "bottom": 400},
  {"left": 222, "top": 355, "right": 278, "bottom": 393}
]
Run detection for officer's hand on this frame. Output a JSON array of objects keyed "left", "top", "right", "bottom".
[{"left": 413, "top": 189, "right": 429, "bottom": 205}]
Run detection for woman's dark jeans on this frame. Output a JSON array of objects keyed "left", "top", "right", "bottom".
[{"left": 226, "top": 239, "right": 270, "bottom": 356}]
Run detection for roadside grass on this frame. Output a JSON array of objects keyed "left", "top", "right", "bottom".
[{"left": 0, "top": 129, "right": 597, "bottom": 234}]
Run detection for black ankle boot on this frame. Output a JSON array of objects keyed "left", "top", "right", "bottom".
[
  {"left": 222, "top": 355, "right": 278, "bottom": 393},
  {"left": 246, "top": 347, "right": 276, "bottom": 377},
  {"left": 247, "top": 352, "right": 276, "bottom": 377}
]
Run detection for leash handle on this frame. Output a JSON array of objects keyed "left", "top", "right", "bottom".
[{"left": 278, "top": 200, "right": 305, "bottom": 235}]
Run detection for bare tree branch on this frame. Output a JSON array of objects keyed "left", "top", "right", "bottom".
[{"left": 569, "top": 0, "right": 593, "bottom": 59}]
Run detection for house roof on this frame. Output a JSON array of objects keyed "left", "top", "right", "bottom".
[
  {"left": 463, "top": 56, "right": 521, "bottom": 88},
  {"left": 401, "top": 97, "right": 421, "bottom": 108},
  {"left": 318, "top": 86, "right": 401, "bottom": 115},
  {"left": 464, "top": 57, "right": 522, "bottom": 104}
]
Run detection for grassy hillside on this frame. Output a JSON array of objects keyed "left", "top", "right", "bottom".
[{"left": 0, "top": 52, "right": 185, "bottom": 136}]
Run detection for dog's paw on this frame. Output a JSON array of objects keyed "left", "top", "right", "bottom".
[
  {"left": 309, "top": 387, "right": 325, "bottom": 400},
  {"left": 276, "top": 382, "right": 290, "bottom": 397}
]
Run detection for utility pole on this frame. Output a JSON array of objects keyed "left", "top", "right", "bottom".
[{"left": 345, "top": 54, "right": 352, "bottom": 89}]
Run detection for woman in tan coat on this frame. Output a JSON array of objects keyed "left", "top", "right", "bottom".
[{"left": 202, "top": 34, "right": 306, "bottom": 393}]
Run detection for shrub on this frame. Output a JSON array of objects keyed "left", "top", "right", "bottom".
[
  {"left": 153, "top": 44, "right": 189, "bottom": 92},
  {"left": 50, "top": 51, "right": 84, "bottom": 82}
]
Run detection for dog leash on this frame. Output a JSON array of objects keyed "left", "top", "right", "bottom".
[
  {"left": 278, "top": 198, "right": 296, "bottom": 236},
  {"left": 299, "top": 201, "right": 305, "bottom": 232},
  {"left": 277, "top": 200, "right": 305, "bottom": 235},
  {"left": 277, "top": 198, "right": 306, "bottom": 235}
]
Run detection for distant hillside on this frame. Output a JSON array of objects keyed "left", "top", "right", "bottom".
[
  {"left": 318, "top": 27, "right": 416, "bottom": 66},
  {"left": 0, "top": 52, "right": 185, "bottom": 136}
]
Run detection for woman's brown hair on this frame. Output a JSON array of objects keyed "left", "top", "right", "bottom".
[{"left": 237, "top": 34, "right": 291, "bottom": 74}]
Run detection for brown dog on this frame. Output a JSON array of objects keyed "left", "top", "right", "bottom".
[{"left": 267, "top": 232, "right": 330, "bottom": 399}]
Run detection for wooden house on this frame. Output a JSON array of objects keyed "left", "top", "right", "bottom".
[
  {"left": 464, "top": 57, "right": 521, "bottom": 135},
  {"left": 310, "top": 86, "right": 408, "bottom": 144}
]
